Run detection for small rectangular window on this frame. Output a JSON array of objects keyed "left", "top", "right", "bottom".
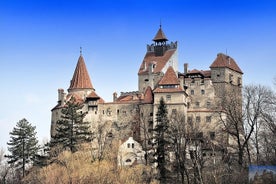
[
  {"left": 206, "top": 116, "right": 211, "bottom": 123},
  {"left": 238, "top": 77, "right": 241, "bottom": 86},
  {"left": 206, "top": 101, "right": 211, "bottom": 108},
  {"left": 196, "top": 102, "right": 200, "bottom": 108},
  {"left": 127, "top": 143, "right": 130, "bottom": 148},
  {"left": 191, "top": 90, "right": 194, "bottom": 95},
  {"left": 209, "top": 132, "right": 215, "bottom": 140},
  {"left": 132, "top": 143, "right": 134, "bottom": 148},
  {"left": 150, "top": 112, "right": 153, "bottom": 116},
  {"left": 166, "top": 95, "right": 171, "bottom": 101},
  {"left": 201, "top": 89, "right": 205, "bottom": 95},
  {"left": 196, "top": 116, "right": 201, "bottom": 123},
  {"left": 172, "top": 109, "right": 177, "bottom": 114},
  {"left": 229, "top": 74, "right": 233, "bottom": 83},
  {"left": 188, "top": 116, "right": 193, "bottom": 123}
]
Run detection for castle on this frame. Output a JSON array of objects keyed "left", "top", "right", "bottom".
[{"left": 51, "top": 26, "right": 243, "bottom": 162}]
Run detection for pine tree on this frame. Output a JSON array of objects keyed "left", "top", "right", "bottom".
[
  {"left": 5, "top": 118, "right": 39, "bottom": 177},
  {"left": 51, "top": 96, "right": 93, "bottom": 153},
  {"left": 152, "top": 97, "right": 171, "bottom": 184}
]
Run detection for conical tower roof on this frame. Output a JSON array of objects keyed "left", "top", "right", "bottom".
[
  {"left": 153, "top": 26, "right": 168, "bottom": 42},
  {"left": 68, "top": 55, "right": 94, "bottom": 91}
]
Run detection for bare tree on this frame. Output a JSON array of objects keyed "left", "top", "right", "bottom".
[{"left": 169, "top": 112, "right": 190, "bottom": 184}]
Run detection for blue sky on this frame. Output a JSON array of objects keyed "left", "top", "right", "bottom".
[{"left": 0, "top": 0, "right": 276, "bottom": 151}]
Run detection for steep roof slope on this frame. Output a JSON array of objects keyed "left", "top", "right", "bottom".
[
  {"left": 138, "top": 49, "right": 176, "bottom": 75},
  {"left": 158, "top": 66, "right": 179, "bottom": 85},
  {"left": 153, "top": 26, "right": 168, "bottom": 42},
  {"left": 68, "top": 55, "right": 94, "bottom": 91},
  {"left": 154, "top": 66, "right": 184, "bottom": 93},
  {"left": 210, "top": 53, "right": 243, "bottom": 74}
]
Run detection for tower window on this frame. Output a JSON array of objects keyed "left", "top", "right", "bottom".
[
  {"left": 238, "top": 77, "right": 242, "bottom": 86},
  {"left": 201, "top": 89, "right": 205, "bottom": 95},
  {"left": 196, "top": 116, "right": 201, "bottom": 123},
  {"left": 144, "top": 79, "right": 149, "bottom": 82},
  {"left": 229, "top": 74, "right": 233, "bottom": 83},
  {"left": 188, "top": 116, "right": 193, "bottom": 123},
  {"left": 206, "top": 116, "right": 212, "bottom": 123},
  {"left": 209, "top": 132, "right": 215, "bottom": 140},
  {"left": 206, "top": 101, "right": 211, "bottom": 108},
  {"left": 172, "top": 109, "right": 177, "bottom": 114}
]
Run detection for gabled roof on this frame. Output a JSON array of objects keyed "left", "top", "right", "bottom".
[
  {"left": 153, "top": 26, "right": 168, "bottom": 42},
  {"left": 138, "top": 49, "right": 176, "bottom": 75},
  {"left": 158, "top": 66, "right": 179, "bottom": 85},
  {"left": 210, "top": 53, "right": 243, "bottom": 74},
  {"left": 153, "top": 67, "right": 184, "bottom": 93},
  {"left": 86, "top": 91, "right": 100, "bottom": 99},
  {"left": 143, "top": 86, "right": 153, "bottom": 103},
  {"left": 68, "top": 55, "right": 94, "bottom": 91}
]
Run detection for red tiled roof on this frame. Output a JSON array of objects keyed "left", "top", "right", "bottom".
[
  {"left": 138, "top": 49, "right": 176, "bottom": 75},
  {"left": 66, "top": 93, "right": 84, "bottom": 104},
  {"left": 210, "top": 53, "right": 243, "bottom": 74},
  {"left": 143, "top": 86, "right": 153, "bottom": 103},
  {"left": 116, "top": 95, "right": 133, "bottom": 102},
  {"left": 87, "top": 91, "right": 105, "bottom": 103},
  {"left": 153, "top": 26, "right": 168, "bottom": 42},
  {"left": 189, "top": 69, "right": 200, "bottom": 74},
  {"left": 201, "top": 70, "right": 211, "bottom": 77},
  {"left": 68, "top": 55, "right": 94, "bottom": 91},
  {"left": 186, "top": 69, "right": 211, "bottom": 78},
  {"left": 158, "top": 66, "right": 179, "bottom": 85},
  {"left": 86, "top": 91, "right": 100, "bottom": 99}
]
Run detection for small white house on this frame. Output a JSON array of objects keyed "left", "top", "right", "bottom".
[{"left": 118, "top": 137, "right": 145, "bottom": 166}]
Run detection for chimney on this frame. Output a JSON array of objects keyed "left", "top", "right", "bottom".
[
  {"left": 184, "top": 63, "right": 188, "bottom": 74},
  {"left": 58, "top": 88, "right": 64, "bottom": 105},
  {"left": 113, "top": 92, "right": 117, "bottom": 102}
]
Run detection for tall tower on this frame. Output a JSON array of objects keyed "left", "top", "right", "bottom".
[
  {"left": 138, "top": 26, "right": 178, "bottom": 92},
  {"left": 51, "top": 53, "right": 97, "bottom": 137},
  {"left": 153, "top": 25, "right": 168, "bottom": 56},
  {"left": 210, "top": 53, "right": 243, "bottom": 97}
]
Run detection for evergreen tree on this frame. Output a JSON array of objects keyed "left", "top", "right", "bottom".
[
  {"left": 152, "top": 97, "right": 171, "bottom": 184},
  {"left": 51, "top": 96, "right": 93, "bottom": 152},
  {"left": 5, "top": 118, "right": 39, "bottom": 177}
]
